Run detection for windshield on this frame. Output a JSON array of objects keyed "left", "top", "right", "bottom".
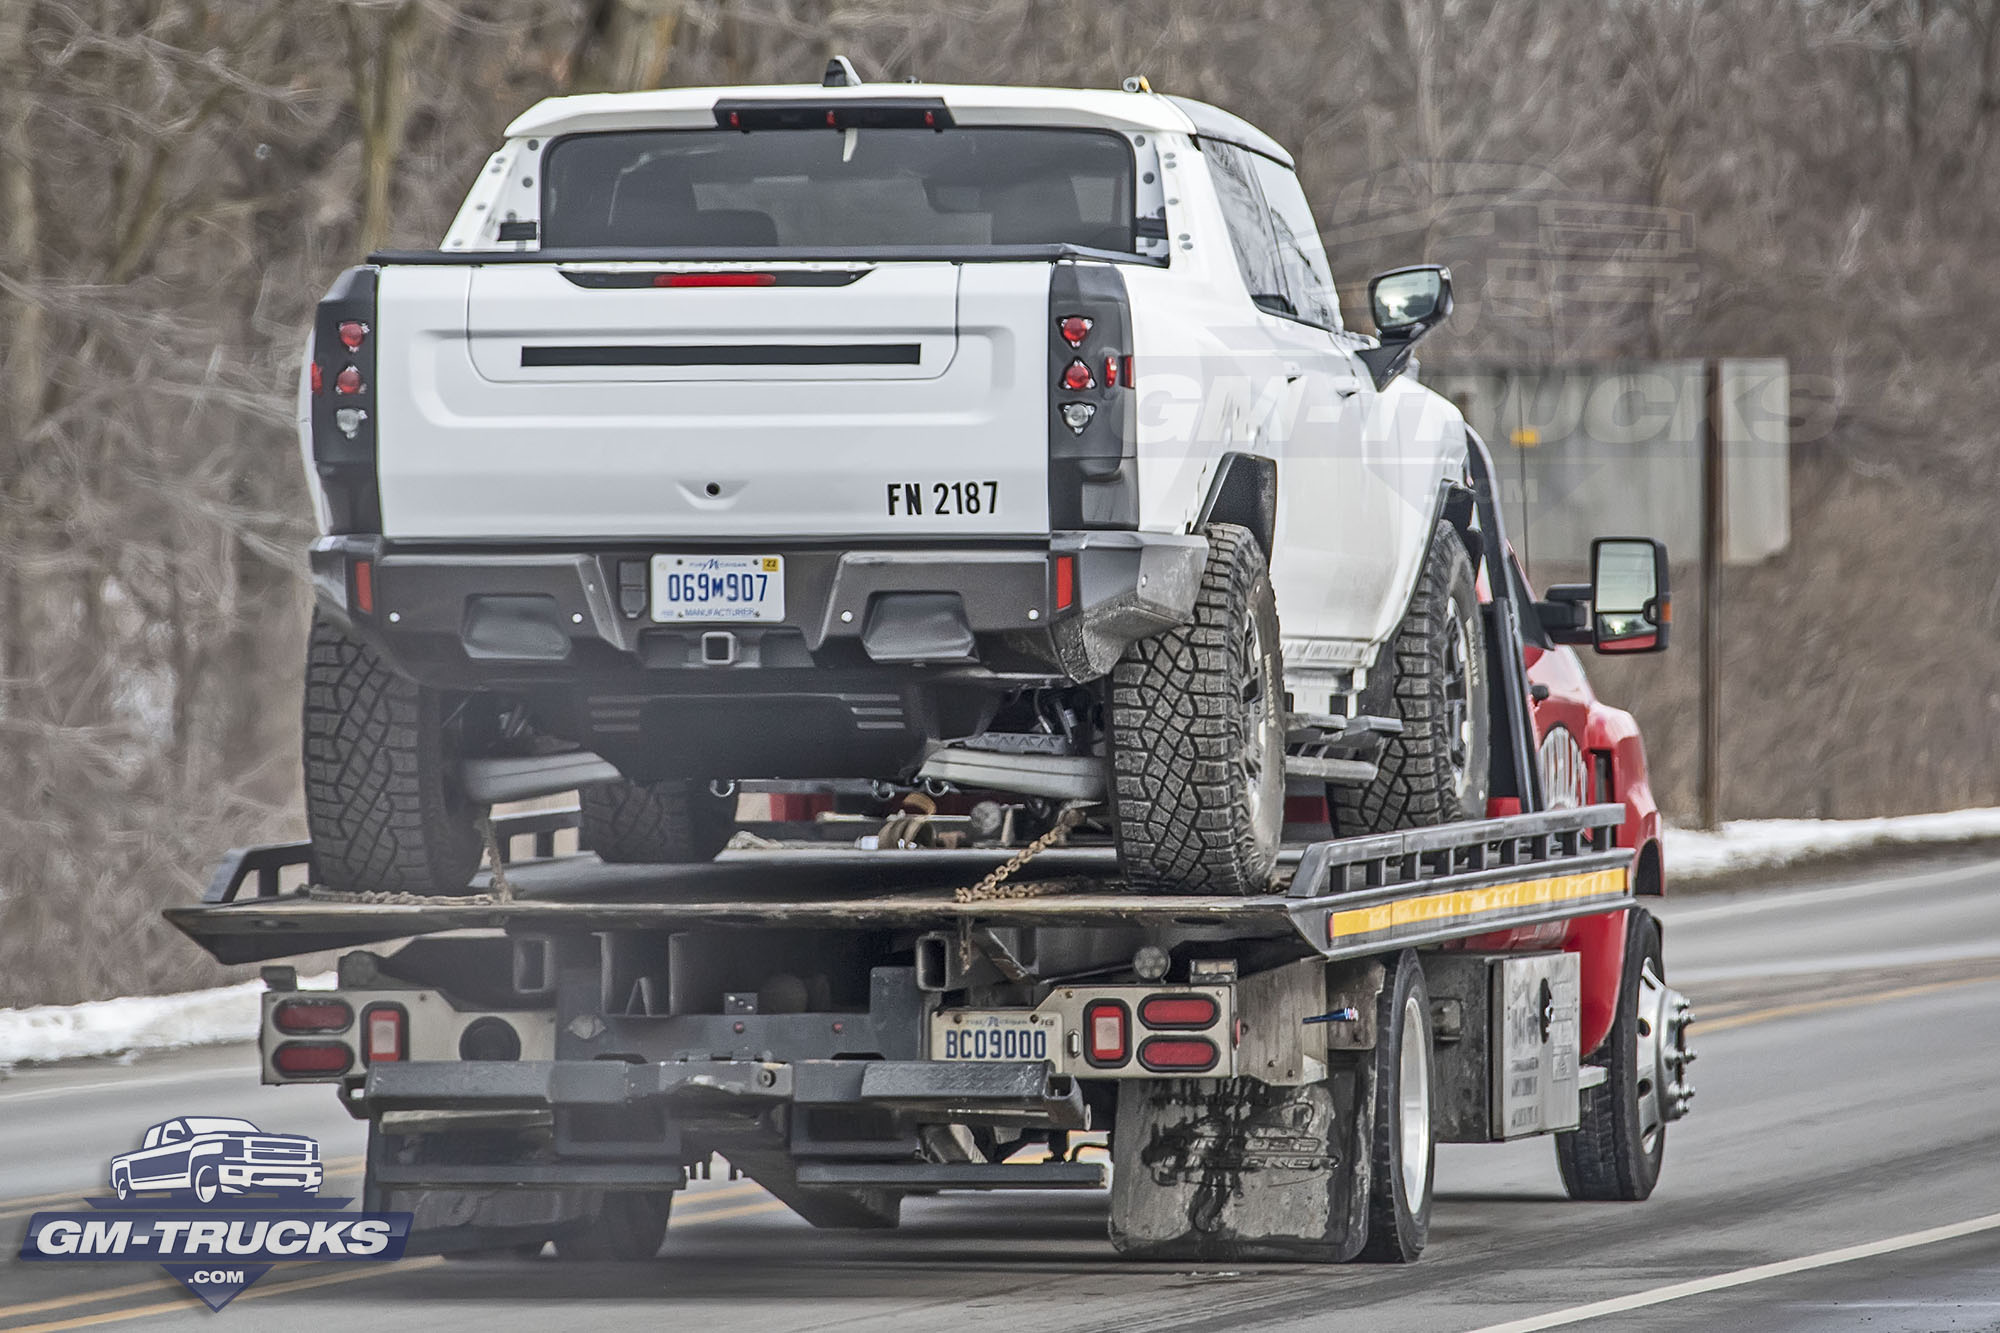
[
  {"left": 182, "top": 1117, "right": 259, "bottom": 1135},
  {"left": 540, "top": 127, "right": 1137, "bottom": 252}
]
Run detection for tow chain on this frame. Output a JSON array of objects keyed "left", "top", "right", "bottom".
[{"left": 953, "top": 802, "right": 1091, "bottom": 903}]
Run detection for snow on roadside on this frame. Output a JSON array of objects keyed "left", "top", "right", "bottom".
[
  {"left": 0, "top": 974, "right": 332, "bottom": 1068},
  {"left": 1666, "top": 808, "right": 2000, "bottom": 879},
  {"left": 8, "top": 809, "right": 2000, "bottom": 1066}
]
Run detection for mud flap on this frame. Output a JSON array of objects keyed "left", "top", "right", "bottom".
[{"left": 1107, "top": 1064, "right": 1374, "bottom": 1262}]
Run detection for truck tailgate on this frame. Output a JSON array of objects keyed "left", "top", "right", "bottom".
[{"left": 374, "top": 261, "right": 1052, "bottom": 540}]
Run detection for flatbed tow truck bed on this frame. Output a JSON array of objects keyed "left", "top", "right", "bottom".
[{"left": 171, "top": 803, "right": 1633, "bottom": 965}]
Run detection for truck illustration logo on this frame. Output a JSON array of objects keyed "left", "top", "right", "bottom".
[
  {"left": 19, "top": 1116, "right": 407, "bottom": 1312},
  {"left": 109, "top": 1117, "right": 324, "bottom": 1204}
]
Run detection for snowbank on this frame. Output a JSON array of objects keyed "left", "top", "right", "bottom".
[
  {"left": 1666, "top": 808, "right": 2000, "bottom": 879},
  {"left": 0, "top": 974, "right": 331, "bottom": 1067}
]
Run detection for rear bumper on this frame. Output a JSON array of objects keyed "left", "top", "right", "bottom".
[{"left": 311, "top": 532, "right": 1203, "bottom": 779}]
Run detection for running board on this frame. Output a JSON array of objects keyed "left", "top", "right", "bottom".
[
  {"left": 461, "top": 752, "right": 622, "bottom": 804},
  {"left": 916, "top": 749, "right": 1105, "bottom": 801},
  {"left": 794, "top": 1161, "right": 1106, "bottom": 1191}
]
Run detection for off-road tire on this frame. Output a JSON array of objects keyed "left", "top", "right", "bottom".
[
  {"left": 579, "top": 779, "right": 735, "bottom": 864},
  {"left": 1557, "top": 910, "right": 1667, "bottom": 1200},
  {"left": 1357, "top": 949, "right": 1435, "bottom": 1262},
  {"left": 1333, "top": 522, "right": 1490, "bottom": 835},
  {"left": 1109, "top": 523, "right": 1285, "bottom": 895},
  {"left": 552, "top": 1191, "right": 673, "bottom": 1261},
  {"left": 303, "top": 610, "right": 485, "bottom": 896}
]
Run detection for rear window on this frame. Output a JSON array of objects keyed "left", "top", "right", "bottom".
[{"left": 540, "top": 127, "right": 1137, "bottom": 252}]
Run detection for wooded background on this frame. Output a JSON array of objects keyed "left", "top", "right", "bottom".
[{"left": 4, "top": 0, "right": 1998, "bottom": 1005}]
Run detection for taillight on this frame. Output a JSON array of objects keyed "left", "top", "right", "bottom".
[
  {"left": 1054, "top": 554, "right": 1075, "bottom": 612},
  {"left": 272, "top": 999, "right": 353, "bottom": 1034},
  {"left": 1057, "top": 315, "right": 1093, "bottom": 346},
  {"left": 310, "top": 265, "right": 381, "bottom": 534},
  {"left": 1059, "top": 402, "right": 1095, "bottom": 434},
  {"left": 1047, "top": 267, "right": 1136, "bottom": 529},
  {"left": 1061, "top": 359, "right": 1095, "bottom": 391},
  {"left": 273, "top": 1041, "right": 352, "bottom": 1076},
  {"left": 334, "top": 365, "right": 363, "bottom": 395},
  {"left": 337, "top": 320, "right": 369, "bottom": 351},
  {"left": 1138, "top": 1036, "right": 1220, "bottom": 1072},
  {"left": 1102, "top": 354, "right": 1120, "bottom": 388},
  {"left": 1084, "top": 1000, "right": 1129, "bottom": 1067},
  {"left": 361, "top": 1003, "right": 406, "bottom": 1064},
  {"left": 1138, "top": 994, "right": 1219, "bottom": 1030}
]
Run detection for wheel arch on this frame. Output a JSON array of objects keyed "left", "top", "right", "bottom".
[{"left": 1193, "top": 451, "right": 1277, "bottom": 565}]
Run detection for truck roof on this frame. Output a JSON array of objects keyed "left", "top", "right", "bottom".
[{"left": 503, "top": 82, "right": 1295, "bottom": 168}]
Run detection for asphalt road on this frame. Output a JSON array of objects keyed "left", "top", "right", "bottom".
[{"left": 5, "top": 852, "right": 2000, "bottom": 1331}]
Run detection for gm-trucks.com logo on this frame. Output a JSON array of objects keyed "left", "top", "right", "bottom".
[{"left": 16, "top": 1116, "right": 410, "bottom": 1311}]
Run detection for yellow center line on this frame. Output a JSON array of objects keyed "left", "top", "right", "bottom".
[
  {"left": 0, "top": 1281, "right": 181, "bottom": 1324},
  {"left": 673, "top": 1197, "right": 791, "bottom": 1226},
  {"left": 0, "top": 1166, "right": 365, "bottom": 1224},
  {"left": 1700, "top": 972, "right": 2000, "bottom": 1033}
]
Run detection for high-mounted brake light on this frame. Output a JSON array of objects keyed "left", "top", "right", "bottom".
[
  {"left": 1061, "top": 359, "right": 1095, "bottom": 391},
  {"left": 273, "top": 1041, "right": 352, "bottom": 1076},
  {"left": 654, "top": 273, "right": 778, "bottom": 288},
  {"left": 1139, "top": 994, "right": 1219, "bottom": 1029},
  {"left": 1138, "top": 1036, "right": 1219, "bottom": 1072},
  {"left": 273, "top": 998, "right": 353, "bottom": 1034},
  {"left": 1058, "top": 315, "right": 1093, "bottom": 346},
  {"left": 337, "top": 320, "right": 369, "bottom": 351},
  {"left": 334, "top": 366, "right": 363, "bottom": 395},
  {"left": 362, "top": 1003, "right": 406, "bottom": 1064},
  {"left": 1084, "top": 1000, "right": 1129, "bottom": 1067}
]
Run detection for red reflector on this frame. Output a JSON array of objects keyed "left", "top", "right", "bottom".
[
  {"left": 334, "top": 365, "right": 363, "bottom": 395},
  {"left": 1061, "top": 358, "right": 1095, "bottom": 391},
  {"left": 1054, "top": 554, "right": 1075, "bottom": 611},
  {"left": 309, "top": 362, "right": 323, "bottom": 394},
  {"left": 363, "top": 1004, "right": 406, "bottom": 1064},
  {"left": 1057, "top": 315, "right": 1092, "bottom": 346},
  {"left": 923, "top": 110, "right": 937, "bottom": 128},
  {"left": 337, "top": 320, "right": 369, "bottom": 351},
  {"left": 1103, "top": 354, "right": 1120, "bottom": 388},
  {"left": 1139, "top": 994, "right": 1219, "bottom": 1029},
  {"left": 1122, "top": 354, "right": 1134, "bottom": 386},
  {"left": 728, "top": 110, "right": 742, "bottom": 129},
  {"left": 273, "top": 1041, "right": 352, "bottom": 1076},
  {"left": 1085, "top": 1000, "right": 1129, "bottom": 1066},
  {"left": 1138, "top": 1036, "right": 1219, "bottom": 1072},
  {"left": 352, "top": 559, "right": 374, "bottom": 615},
  {"left": 655, "top": 272, "right": 779, "bottom": 288},
  {"left": 273, "top": 999, "right": 353, "bottom": 1034},
  {"left": 826, "top": 110, "right": 838, "bottom": 127}
]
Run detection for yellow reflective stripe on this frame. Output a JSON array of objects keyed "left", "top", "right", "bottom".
[{"left": 1327, "top": 867, "right": 1627, "bottom": 941}]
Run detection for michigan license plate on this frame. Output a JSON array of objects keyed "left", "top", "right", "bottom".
[
  {"left": 650, "top": 554, "right": 785, "bottom": 622},
  {"left": 929, "top": 1010, "right": 1060, "bottom": 1063}
]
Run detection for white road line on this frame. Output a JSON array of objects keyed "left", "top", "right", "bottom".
[
  {"left": 1674, "top": 945, "right": 2000, "bottom": 983},
  {"left": 1663, "top": 858, "right": 2000, "bottom": 923},
  {"left": 0, "top": 1064, "right": 257, "bottom": 1104},
  {"left": 1464, "top": 1211, "right": 2000, "bottom": 1332}
]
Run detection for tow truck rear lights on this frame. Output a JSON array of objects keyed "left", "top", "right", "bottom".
[
  {"left": 655, "top": 272, "right": 778, "bottom": 288},
  {"left": 1055, "top": 554, "right": 1075, "bottom": 611},
  {"left": 1085, "top": 1000, "right": 1129, "bottom": 1067},
  {"left": 1138, "top": 1036, "right": 1220, "bottom": 1072},
  {"left": 273, "top": 1041, "right": 352, "bottom": 1076},
  {"left": 1058, "top": 315, "right": 1093, "bottom": 346},
  {"left": 1061, "top": 359, "right": 1096, "bottom": 391},
  {"left": 1138, "top": 994, "right": 1218, "bottom": 1029},
  {"left": 361, "top": 1003, "right": 407, "bottom": 1064},
  {"left": 272, "top": 998, "right": 353, "bottom": 1034},
  {"left": 337, "top": 320, "right": 369, "bottom": 351}
]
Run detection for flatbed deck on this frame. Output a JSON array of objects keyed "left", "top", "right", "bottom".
[{"left": 169, "top": 804, "right": 1635, "bottom": 964}]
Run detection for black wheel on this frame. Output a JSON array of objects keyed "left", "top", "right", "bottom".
[
  {"left": 303, "top": 610, "right": 486, "bottom": 896},
  {"left": 1334, "top": 522, "right": 1490, "bottom": 834},
  {"left": 192, "top": 1165, "right": 221, "bottom": 1206},
  {"left": 579, "top": 779, "right": 736, "bottom": 864},
  {"left": 1358, "top": 949, "right": 1435, "bottom": 1262},
  {"left": 1557, "top": 910, "right": 1687, "bottom": 1201},
  {"left": 552, "top": 1192, "right": 673, "bottom": 1261},
  {"left": 1109, "top": 523, "right": 1285, "bottom": 894}
]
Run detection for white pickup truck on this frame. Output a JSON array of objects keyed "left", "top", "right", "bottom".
[{"left": 299, "top": 65, "right": 1484, "bottom": 898}]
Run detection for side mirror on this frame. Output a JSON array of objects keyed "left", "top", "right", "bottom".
[
  {"left": 1590, "top": 537, "right": 1670, "bottom": 654},
  {"left": 1357, "top": 264, "right": 1452, "bottom": 389}
]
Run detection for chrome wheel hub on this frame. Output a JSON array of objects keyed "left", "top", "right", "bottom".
[
  {"left": 1442, "top": 614, "right": 1475, "bottom": 799},
  {"left": 1399, "top": 992, "right": 1433, "bottom": 1203},
  {"left": 1239, "top": 612, "right": 1283, "bottom": 834},
  {"left": 1634, "top": 958, "right": 1697, "bottom": 1150}
]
